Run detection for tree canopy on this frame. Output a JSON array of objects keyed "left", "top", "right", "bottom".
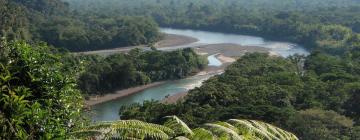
[{"left": 0, "top": 41, "right": 84, "bottom": 139}]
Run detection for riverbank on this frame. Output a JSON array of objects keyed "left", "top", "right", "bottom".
[
  {"left": 194, "top": 43, "right": 269, "bottom": 57},
  {"left": 85, "top": 43, "right": 272, "bottom": 106},
  {"left": 161, "top": 92, "right": 187, "bottom": 104},
  {"left": 84, "top": 31, "right": 275, "bottom": 106},
  {"left": 161, "top": 54, "right": 232, "bottom": 104},
  {"left": 155, "top": 34, "right": 198, "bottom": 48},
  {"left": 86, "top": 81, "right": 166, "bottom": 106},
  {"left": 89, "top": 28, "right": 308, "bottom": 121},
  {"left": 76, "top": 34, "right": 198, "bottom": 56},
  {"left": 161, "top": 44, "right": 271, "bottom": 104}
]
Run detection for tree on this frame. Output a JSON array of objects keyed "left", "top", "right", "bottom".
[
  {"left": 287, "top": 109, "right": 353, "bottom": 140},
  {"left": 343, "top": 82, "right": 360, "bottom": 123},
  {"left": 0, "top": 41, "right": 84, "bottom": 139}
]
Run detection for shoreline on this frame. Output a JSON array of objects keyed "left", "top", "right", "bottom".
[
  {"left": 161, "top": 44, "right": 273, "bottom": 104},
  {"left": 75, "top": 34, "right": 198, "bottom": 56},
  {"left": 161, "top": 92, "right": 188, "bottom": 104},
  {"left": 84, "top": 37, "right": 273, "bottom": 106},
  {"left": 86, "top": 81, "right": 166, "bottom": 106},
  {"left": 86, "top": 44, "right": 271, "bottom": 105},
  {"left": 161, "top": 54, "right": 235, "bottom": 104},
  {"left": 155, "top": 34, "right": 198, "bottom": 48}
]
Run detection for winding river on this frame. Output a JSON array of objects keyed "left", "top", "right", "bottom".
[{"left": 90, "top": 28, "right": 309, "bottom": 121}]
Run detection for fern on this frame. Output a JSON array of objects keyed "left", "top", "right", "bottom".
[
  {"left": 70, "top": 120, "right": 174, "bottom": 140},
  {"left": 203, "top": 123, "right": 243, "bottom": 140},
  {"left": 163, "top": 116, "right": 193, "bottom": 137},
  {"left": 228, "top": 119, "right": 298, "bottom": 140},
  {"left": 191, "top": 128, "right": 217, "bottom": 140},
  {"left": 72, "top": 117, "right": 298, "bottom": 140}
]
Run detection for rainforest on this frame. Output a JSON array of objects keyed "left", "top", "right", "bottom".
[{"left": 1, "top": 0, "right": 360, "bottom": 140}]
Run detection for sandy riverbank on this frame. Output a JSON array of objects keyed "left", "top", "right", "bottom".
[
  {"left": 194, "top": 43, "right": 270, "bottom": 57},
  {"left": 86, "top": 81, "right": 166, "bottom": 106},
  {"left": 76, "top": 34, "right": 198, "bottom": 56},
  {"left": 155, "top": 34, "right": 198, "bottom": 48},
  {"left": 161, "top": 92, "right": 188, "bottom": 104}
]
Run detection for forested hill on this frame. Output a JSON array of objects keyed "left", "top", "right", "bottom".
[
  {"left": 64, "top": 0, "right": 360, "bottom": 54},
  {"left": 63, "top": 0, "right": 360, "bottom": 12},
  {"left": 0, "top": 0, "right": 162, "bottom": 51}
]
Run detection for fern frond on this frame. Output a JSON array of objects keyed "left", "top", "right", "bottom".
[
  {"left": 163, "top": 116, "right": 193, "bottom": 137},
  {"left": 191, "top": 128, "right": 217, "bottom": 140},
  {"left": 204, "top": 123, "right": 243, "bottom": 140},
  {"left": 173, "top": 136, "right": 190, "bottom": 140},
  {"left": 110, "top": 126, "right": 170, "bottom": 140},
  {"left": 76, "top": 120, "right": 173, "bottom": 140},
  {"left": 213, "top": 121, "right": 240, "bottom": 134},
  {"left": 228, "top": 119, "right": 298, "bottom": 140},
  {"left": 111, "top": 120, "right": 174, "bottom": 135},
  {"left": 228, "top": 119, "right": 272, "bottom": 140},
  {"left": 71, "top": 117, "right": 298, "bottom": 140}
]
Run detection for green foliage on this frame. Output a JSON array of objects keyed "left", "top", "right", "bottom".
[
  {"left": 71, "top": 120, "right": 174, "bottom": 140},
  {"left": 64, "top": 0, "right": 360, "bottom": 53},
  {"left": 37, "top": 16, "right": 162, "bottom": 51},
  {"left": 72, "top": 116, "right": 298, "bottom": 140},
  {"left": 0, "top": 0, "right": 30, "bottom": 40},
  {"left": 163, "top": 116, "right": 194, "bottom": 137},
  {"left": 0, "top": 0, "right": 162, "bottom": 51},
  {"left": 2, "top": 1, "right": 360, "bottom": 139},
  {"left": 0, "top": 41, "right": 84, "bottom": 139},
  {"left": 287, "top": 109, "right": 354, "bottom": 140},
  {"left": 77, "top": 48, "right": 207, "bottom": 95},
  {"left": 121, "top": 52, "right": 360, "bottom": 139}
]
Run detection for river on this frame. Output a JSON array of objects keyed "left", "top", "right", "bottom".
[{"left": 90, "top": 28, "right": 309, "bottom": 121}]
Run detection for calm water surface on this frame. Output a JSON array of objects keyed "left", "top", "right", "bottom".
[
  {"left": 91, "top": 28, "right": 309, "bottom": 121},
  {"left": 91, "top": 74, "right": 214, "bottom": 121}
]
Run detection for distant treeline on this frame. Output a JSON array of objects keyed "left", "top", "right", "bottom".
[
  {"left": 0, "top": 0, "right": 162, "bottom": 51},
  {"left": 64, "top": 0, "right": 360, "bottom": 54},
  {"left": 73, "top": 48, "right": 207, "bottom": 96}
]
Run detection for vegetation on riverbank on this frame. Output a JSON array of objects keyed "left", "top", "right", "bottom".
[
  {"left": 121, "top": 51, "right": 360, "bottom": 139},
  {"left": 64, "top": 0, "right": 360, "bottom": 54},
  {"left": 58, "top": 1, "right": 360, "bottom": 139},
  {"left": 0, "top": 41, "right": 84, "bottom": 139},
  {"left": 2, "top": 0, "right": 360, "bottom": 139},
  {"left": 0, "top": 0, "right": 162, "bottom": 52},
  {"left": 76, "top": 48, "right": 207, "bottom": 96}
]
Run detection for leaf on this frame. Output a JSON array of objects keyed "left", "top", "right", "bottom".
[{"left": 163, "top": 116, "right": 193, "bottom": 137}]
